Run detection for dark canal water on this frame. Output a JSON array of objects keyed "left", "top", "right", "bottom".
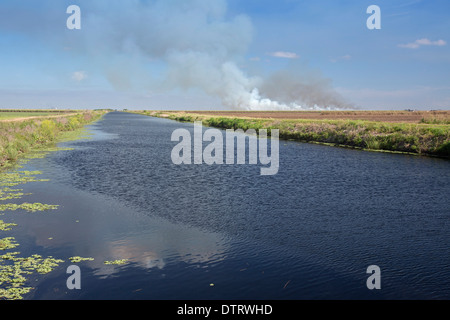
[{"left": 4, "top": 112, "right": 450, "bottom": 299}]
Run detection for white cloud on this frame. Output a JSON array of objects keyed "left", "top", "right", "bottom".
[
  {"left": 71, "top": 71, "right": 87, "bottom": 82},
  {"left": 330, "top": 54, "right": 352, "bottom": 63},
  {"left": 394, "top": 0, "right": 423, "bottom": 8},
  {"left": 398, "top": 38, "right": 447, "bottom": 49},
  {"left": 267, "top": 51, "right": 300, "bottom": 59}
]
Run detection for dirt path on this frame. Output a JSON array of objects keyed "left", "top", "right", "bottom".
[{"left": 0, "top": 113, "right": 79, "bottom": 123}]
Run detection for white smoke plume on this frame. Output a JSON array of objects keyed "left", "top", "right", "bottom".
[{"left": 2, "top": 0, "right": 350, "bottom": 110}]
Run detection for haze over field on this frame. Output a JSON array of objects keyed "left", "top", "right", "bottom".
[{"left": 0, "top": 0, "right": 449, "bottom": 110}]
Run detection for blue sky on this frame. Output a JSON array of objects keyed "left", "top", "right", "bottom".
[{"left": 0, "top": 0, "right": 449, "bottom": 110}]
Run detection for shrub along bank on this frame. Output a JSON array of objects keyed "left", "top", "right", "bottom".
[
  {"left": 0, "top": 111, "right": 106, "bottom": 168},
  {"left": 137, "top": 111, "right": 450, "bottom": 158}
]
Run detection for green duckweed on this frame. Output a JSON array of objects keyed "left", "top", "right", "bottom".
[
  {"left": 0, "top": 237, "right": 19, "bottom": 251},
  {"left": 69, "top": 256, "right": 95, "bottom": 263},
  {"left": 0, "top": 170, "right": 60, "bottom": 300},
  {"left": 1, "top": 112, "right": 107, "bottom": 300},
  {"left": 0, "top": 287, "right": 32, "bottom": 300},
  {"left": 0, "top": 171, "right": 48, "bottom": 188},
  {"left": 104, "top": 259, "right": 129, "bottom": 265},
  {"left": 0, "top": 220, "right": 17, "bottom": 231},
  {"left": 0, "top": 203, "right": 59, "bottom": 213},
  {"left": 0, "top": 188, "right": 29, "bottom": 201},
  {"left": 0, "top": 251, "right": 65, "bottom": 300}
]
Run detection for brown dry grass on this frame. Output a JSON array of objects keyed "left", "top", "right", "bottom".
[
  {"left": 0, "top": 113, "right": 79, "bottom": 123},
  {"left": 145, "top": 110, "right": 450, "bottom": 123},
  {"left": 134, "top": 109, "right": 450, "bottom": 157}
]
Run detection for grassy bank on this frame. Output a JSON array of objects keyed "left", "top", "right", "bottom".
[
  {"left": 0, "top": 110, "right": 107, "bottom": 169},
  {"left": 136, "top": 111, "right": 450, "bottom": 158},
  {"left": 0, "top": 110, "right": 108, "bottom": 299},
  {"left": 0, "top": 112, "right": 55, "bottom": 120}
]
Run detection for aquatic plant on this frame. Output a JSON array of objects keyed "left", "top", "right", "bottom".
[
  {"left": 69, "top": 256, "right": 95, "bottom": 263},
  {"left": 104, "top": 259, "right": 129, "bottom": 265},
  {"left": 0, "top": 203, "right": 59, "bottom": 213},
  {"left": 0, "top": 170, "right": 58, "bottom": 216},
  {"left": 0, "top": 112, "right": 109, "bottom": 300},
  {"left": 0, "top": 252, "right": 65, "bottom": 300},
  {"left": 0, "top": 188, "right": 28, "bottom": 201},
  {"left": 0, "top": 171, "right": 48, "bottom": 188},
  {"left": 0, "top": 220, "right": 17, "bottom": 231},
  {"left": 0, "top": 237, "right": 19, "bottom": 251}
]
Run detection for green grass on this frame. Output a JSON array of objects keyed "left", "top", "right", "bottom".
[
  {"left": 0, "top": 110, "right": 137, "bottom": 300},
  {"left": 0, "top": 111, "right": 106, "bottom": 169},
  {"left": 0, "top": 112, "right": 54, "bottom": 120},
  {"left": 137, "top": 111, "right": 450, "bottom": 158}
]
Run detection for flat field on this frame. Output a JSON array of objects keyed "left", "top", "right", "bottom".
[
  {"left": 147, "top": 110, "right": 450, "bottom": 124},
  {"left": 136, "top": 110, "right": 450, "bottom": 157},
  {"left": 0, "top": 112, "right": 52, "bottom": 120},
  {"left": 0, "top": 110, "right": 76, "bottom": 122}
]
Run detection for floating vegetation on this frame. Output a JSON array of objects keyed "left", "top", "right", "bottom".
[
  {"left": 22, "top": 152, "right": 48, "bottom": 160},
  {"left": 0, "top": 171, "right": 48, "bottom": 188},
  {"left": 0, "top": 171, "right": 60, "bottom": 299},
  {"left": 1, "top": 167, "right": 60, "bottom": 300},
  {"left": 0, "top": 237, "right": 19, "bottom": 251},
  {"left": 104, "top": 259, "right": 129, "bottom": 265},
  {"left": 0, "top": 203, "right": 59, "bottom": 213},
  {"left": 0, "top": 112, "right": 108, "bottom": 300},
  {"left": 0, "top": 188, "right": 29, "bottom": 201},
  {"left": 69, "top": 256, "right": 95, "bottom": 263},
  {"left": 0, "top": 287, "right": 32, "bottom": 300},
  {"left": 0, "top": 170, "right": 57, "bottom": 215},
  {"left": 25, "top": 148, "right": 74, "bottom": 159},
  {"left": 0, "top": 252, "right": 65, "bottom": 300},
  {"left": 0, "top": 220, "right": 17, "bottom": 231},
  {"left": 20, "top": 171, "right": 42, "bottom": 176}
]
